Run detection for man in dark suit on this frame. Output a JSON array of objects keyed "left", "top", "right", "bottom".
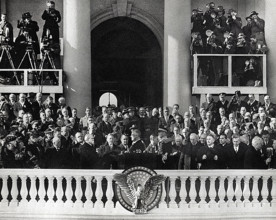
[
  {"left": 225, "top": 135, "right": 248, "bottom": 169},
  {"left": 197, "top": 134, "right": 224, "bottom": 169},
  {"left": 72, "top": 134, "right": 98, "bottom": 169},
  {"left": 98, "top": 133, "right": 121, "bottom": 169},
  {"left": 186, "top": 133, "right": 201, "bottom": 169},
  {"left": 247, "top": 94, "right": 260, "bottom": 114},
  {"left": 129, "top": 129, "right": 146, "bottom": 153},
  {"left": 13, "top": 93, "right": 32, "bottom": 117},
  {"left": 97, "top": 113, "right": 112, "bottom": 138},
  {"left": 201, "top": 93, "right": 217, "bottom": 115},
  {"left": 244, "top": 136, "right": 270, "bottom": 169},
  {"left": 216, "top": 93, "right": 229, "bottom": 115},
  {"left": 263, "top": 95, "right": 276, "bottom": 117},
  {"left": 159, "top": 107, "right": 174, "bottom": 131}
]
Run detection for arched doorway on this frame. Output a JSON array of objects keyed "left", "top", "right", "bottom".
[
  {"left": 99, "top": 92, "right": 118, "bottom": 107},
  {"left": 91, "top": 17, "right": 163, "bottom": 108}
]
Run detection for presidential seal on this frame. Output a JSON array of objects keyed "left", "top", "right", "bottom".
[{"left": 114, "top": 166, "right": 166, "bottom": 214}]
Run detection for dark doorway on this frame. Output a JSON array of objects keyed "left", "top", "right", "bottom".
[{"left": 91, "top": 17, "right": 162, "bottom": 108}]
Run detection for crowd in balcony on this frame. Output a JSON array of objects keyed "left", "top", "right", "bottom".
[
  {"left": 0, "top": 91, "right": 276, "bottom": 170},
  {"left": 0, "top": 1, "right": 61, "bottom": 84},
  {"left": 191, "top": 2, "right": 267, "bottom": 55}
]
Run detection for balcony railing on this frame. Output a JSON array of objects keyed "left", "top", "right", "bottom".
[
  {"left": 0, "top": 69, "right": 63, "bottom": 94},
  {"left": 0, "top": 169, "right": 275, "bottom": 219},
  {"left": 193, "top": 54, "right": 267, "bottom": 95}
]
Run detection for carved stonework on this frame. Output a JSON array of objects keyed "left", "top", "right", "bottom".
[{"left": 112, "top": 0, "right": 133, "bottom": 17}]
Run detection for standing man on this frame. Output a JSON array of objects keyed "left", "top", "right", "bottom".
[
  {"left": 0, "top": 13, "right": 13, "bottom": 46},
  {"left": 42, "top": 1, "right": 61, "bottom": 44}
]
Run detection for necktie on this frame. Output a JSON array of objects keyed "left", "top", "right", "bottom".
[{"left": 235, "top": 147, "right": 238, "bottom": 153}]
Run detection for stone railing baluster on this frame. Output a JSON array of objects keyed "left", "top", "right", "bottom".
[
  {"left": 208, "top": 176, "right": 217, "bottom": 208},
  {"left": 242, "top": 176, "right": 251, "bottom": 208},
  {"left": 9, "top": 175, "right": 18, "bottom": 207},
  {"left": 198, "top": 176, "right": 207, "bottom": 208},
  {"left": 234, "top": 176, "right": 243, "bottom": 207},
  {"left": 84, "top": 176, "right": 93, "bottom": 208},
  {"left": 179, "top": 176, "right": 188, "bottom": 208},
  {"left": 217, "top": 176, "right": 226, "bottom": 208},
  {"left": 227, "top": 176, "right": 235, "bottom": 207},
  {"left": 74, "top": 176, "right": 83, "bottom": 207},
  {"left": 188, "top": 176, "right": 197, "bottom": 208},
  {"left": 56, "top": 176, "right": 64, "bottom": 206},
  {"left": 65, "top": 176, "right": 73, "bottom": 207},
  {"left": 1, "top": 175, "right": 9, "bottom": 206},
  {"left": 38, "top": 176, "right": 46, "bottom": 207},
  {"left": 19, "top": 176, "right": 28, "bottom": 206},
  {"left": 169, "top": 176, "right": 178, "bottom": 208},
  {"left": 105, "top": 176, "right": 114, "bottom": 209},
  {"left": 29, "top": 175, "right": 38, "bottom": 205},
  {"left": 261, "top": 175, "right": 270, "bottom": 207},
  {"left": 252, "top": 175, "right": 261, "bottom": 208},
  {"left": 94, "top": 175, "right": 104, "bottom": 209}
]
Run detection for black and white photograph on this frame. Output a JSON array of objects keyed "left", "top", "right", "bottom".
[{"left": 0, "top": 0, "right": 275, "bottom": 219}]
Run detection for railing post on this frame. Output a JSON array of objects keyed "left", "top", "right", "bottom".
[
  {"left": 217, "top": 176, "right": 227, "bottom": 208},
  {"left": 74, "top": 176, "right": 83, "bottom": 207},
  {"left": 169, "top": 176, "right": 178, "bottom": 208},
  {"left": 208, "top": 176, "right": 217, "bottom": 208},
  {"left": 198, "top": 176, "right": 207, "bottom": 208},
  {"left": 24, "top": 70, "right": 28, "bottom": 86},
  {"left": 188, "top": 176, "right": 197, "bottom": 208},
  {"left": 234, "top": 176, "right": 243, "bottom": 207},
  {"left": 193, "top": 54, "right": 198, "bottom": 87},
  {"left": 84, "top": 176, "right": 93, "bottom": 208},
  {"left": 261, "top": 176, "right": 270, "bottom": 207},
  {"left": 47, "top": 176, "right": 55, "bottom": 206},
  {"left": 158, "top": 177, "right": 168, "bottom": 209},
  {"left": 65, "top": 176, "right": 73, "bottom": 207},
  {"left": 271, "top": 176, "right": 276, "bottom": 207},
  {"left": 228, "top": 55, "right": 232, "bottom": 87},
  {"left": 227, "top": 176, "right": 235, "bottom": 207},
  {"left": 94, "top": 176, "right": 104, "bottom": 209},
  {"left": 1, "top": 175, "right": 9, "bottom": 206},
  {"left": 19, "top": 175, "right": 28, "bottom": 206},
  {"left": 56, "top": 176, "right": 64, "bottom": 206},
  {"left": 29, "top": 175, "right": 38, "bottom": 205},
  {"left": 38, "top": 176, "right": 46, "bottom": 207},
  {"left": 252, "top": 175, "right": 261, "bottom": 208},
  {"left": 105, "top": 176, "right": 114, "bottom": 209},
  {"left": 243, "top": 176, "right": 251, "bottom": 208},
  {"left": 9, "top": 175, "right": 18, "bottom": 207},
  {"left": 179, "top": 176, "right": 188, "bottom": 208}
]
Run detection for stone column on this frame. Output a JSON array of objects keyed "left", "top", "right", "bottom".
[
  {"left": 63, "top": 0, "right": 91, "bottom": 113},
  {"left": 164, "top": 0, "right": 192, "bottom": 113},
  {"left": 265, "top": 0, "right": 276, "bottom": 101}
]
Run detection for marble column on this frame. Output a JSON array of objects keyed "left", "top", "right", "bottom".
[
  {"left": 265, "top": 0, "right": 276, "bottom": 101},
  {"left": 63, "top": 0, "right": 91, "bottom": 113},
  {"left": 164, "top": 0, "right": 192, "bottom": 113}
]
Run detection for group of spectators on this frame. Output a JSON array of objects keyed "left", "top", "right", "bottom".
[
  {"left": 0, "top": 90, "right": 276, "bottom": 170},
  {"left": 0, "top": 1, "right": 61, "bottom": 83},
  {"left": 191, "top": 2, "right": 267, "bottom": 54},
  {"left": 192, "top": 2, "right": 266, "bottom": 87}
]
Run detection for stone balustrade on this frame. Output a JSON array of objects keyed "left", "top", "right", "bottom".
[{"left": 0, "top": 169, "right": 275, "bottom": 219}]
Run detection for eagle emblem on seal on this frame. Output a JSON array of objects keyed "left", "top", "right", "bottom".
[{"left": 114, "top": 167, "right": 166, "bottom": 214}]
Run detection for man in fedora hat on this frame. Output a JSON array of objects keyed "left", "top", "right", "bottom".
[
  {"left": 250, "top": 11, "right": 265, "bottom": 44},
  {"left": 17, "top": 12, "right": 39, "bottom": 55},
  {"left": 226, "top": 9, "right": 242, "bottom": 37},
  {"left": 216, "top": 6, "right": 227, "bottom": 29}
]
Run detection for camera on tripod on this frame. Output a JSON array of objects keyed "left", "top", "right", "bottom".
[{"left": 41, "top": 36, "right": 60, "bottom": 54}]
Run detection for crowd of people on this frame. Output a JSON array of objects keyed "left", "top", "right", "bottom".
[
  {"left": 0, "top": 90, "right": 275, "bottom": 170},
  {"left": 0, "top": 1, "right": 61, "bottom": 84},
  {"left": 191, "top": 2, "right": 267, "bottom": 54}
]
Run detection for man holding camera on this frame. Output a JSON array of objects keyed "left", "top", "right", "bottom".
[
  {"left": 42, "top": 1, "right": 61, "bottom": 44},
  {"left": 17, "top": 12, "right": 39, "bottom": 55}
]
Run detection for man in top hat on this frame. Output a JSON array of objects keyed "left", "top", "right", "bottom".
[
  {"left": 42, "top": 1, "right": 61, "bottom": 44},
  {"left": 226, "top": 9, "right": 242, "bottom": 37},
  {"left": 0, "top": 13, "right": 13, "bottom": 46},
  {"left": 250, "top": 11, "right": 265, "bottom": 44},
  {"left": 17, "top": 12, "right": 39, "bottom": 55}
]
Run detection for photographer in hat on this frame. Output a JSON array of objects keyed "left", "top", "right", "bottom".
[
  {"left": 226, "top": 9, "right": 242, "bottom": 37},
  {"left": 17, "top": 12, "right": 39, "bottom": 55},
  {"left": 0, "top": 13, "right": 13, "bottom": 46},
  {"left": 250, "top": 11, "right": 265, "bottom": 44},
  {"left": 42, "top": 1, "right": 61, "bottom": 44}
]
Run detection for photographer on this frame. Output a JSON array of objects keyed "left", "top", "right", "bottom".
[
  {"left": 0, "top": 13, "right": 13, "bottom": 46},
  {"left": 42, "top": 1, "right": 61, "bottom": 44},
  {"left": 226, "top": 9, "right": 242, "bottom": 37},
  {"left": 17, "top": 12, "right": 39, "bottom": 55}
]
